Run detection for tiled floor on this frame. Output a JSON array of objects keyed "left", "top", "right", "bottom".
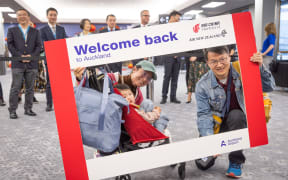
[{"left": 0, "top": 66, "right": 287, "bottom": 180}]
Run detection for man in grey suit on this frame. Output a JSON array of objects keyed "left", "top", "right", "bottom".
[
  {"left": 7, "top": 9, "right": 42, "bottom": 119},
  {"left": 99, "top": 14, "right": 122, "bottom": 74},
  {"left": 40, "top": 7, "right": 68, "bottom": 112}
]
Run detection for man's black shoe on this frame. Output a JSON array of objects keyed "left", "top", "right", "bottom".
[
  {"left": 0, "top": 99, "right": 6, "bottom": 106},
  {"left": 10, "top": 112, "right": 18, "bottom": 119},
  {"left": 33, "top": 96, "right": 39, "bottom": 104},
  {"left": 24, "top": 109, "right": 37, "bottom": 116},
  {"left": 46, "top": 106, "right": 53, "bottom": 112},
  {"left": 160, "top": 98, "right": 167, "bottom": 104},
  {"left": 171, "top": 98, "right": 181, "bottom": 104}
]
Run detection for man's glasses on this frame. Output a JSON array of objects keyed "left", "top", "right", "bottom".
[{"left": 207, "top": 57, "right": 228, "bottom": 66}]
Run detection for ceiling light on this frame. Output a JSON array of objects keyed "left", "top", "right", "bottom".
[
  {"left": 202, "top": 2, "right": 226, "bottom": 8},
  {"left": 185, "top": 10, "right": 203, "bottom": 14},
  {"left": 8, "top": 14, "right": 17, "bottom": 18},
  {"left": 0, "top": 7, "right": 14, "bottom": 12}
]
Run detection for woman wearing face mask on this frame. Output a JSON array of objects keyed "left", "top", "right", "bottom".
[{"left": 74, "top": 60, "right": 157, "bottom": 105}]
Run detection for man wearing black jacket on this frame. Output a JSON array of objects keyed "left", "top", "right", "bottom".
[
  {"left": 160, "top": 11, "right": 182, "bottom": 104},
  {"left": 7, "top": 9, "right": 41, "bottom": 119}
]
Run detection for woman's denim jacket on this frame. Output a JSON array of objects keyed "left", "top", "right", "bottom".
[{"left": 195, "top": 63, "right": 275, "bottom": 137}]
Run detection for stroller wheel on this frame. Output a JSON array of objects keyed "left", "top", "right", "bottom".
[
  {"left": 178, "top": 163, "right": 186, "bottom": 180},
  {"left": 116, "top": 174, "right": 131, "bottom": 180}
]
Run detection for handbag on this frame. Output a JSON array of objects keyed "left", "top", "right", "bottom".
[{"left": 74, "top": 70, "right": 129, "bottom": 153}]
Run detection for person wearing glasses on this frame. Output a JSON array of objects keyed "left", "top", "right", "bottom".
[{"left": 195, "top": 46, "right": 274, "bottom": 178}]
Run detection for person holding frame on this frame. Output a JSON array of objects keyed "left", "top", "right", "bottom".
[{"left": 195, "top": 46, "right": 275, "bottom": 178}]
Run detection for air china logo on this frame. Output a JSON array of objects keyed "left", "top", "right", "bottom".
[
  {"left": 221, "top": 137, "right": 243, "bottom": 147},
  {"left": 193, "top": 24, "right": 200, "bottom": 33}
]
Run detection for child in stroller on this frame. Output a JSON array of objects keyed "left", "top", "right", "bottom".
[{"left": 94, "top": 83, "right": 171, "bottom": 157}]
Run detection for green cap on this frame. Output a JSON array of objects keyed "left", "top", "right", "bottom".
[{"left": 136, "top": 60, "right": 157, "bottom": 80}]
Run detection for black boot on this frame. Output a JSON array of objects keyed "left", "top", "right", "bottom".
[
  {"left": 0, "top": 98, "right": 6, "bottom": 106},
  {"left": 160, "top": 97, "right": 167, "bottom": 104},
  {"left": 171, "top": 97, "right": 181, "bottom": 104}
]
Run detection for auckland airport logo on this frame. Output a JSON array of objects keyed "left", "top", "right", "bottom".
[{"left": 221, "top": 137, "right": 243, "bottom": 147}]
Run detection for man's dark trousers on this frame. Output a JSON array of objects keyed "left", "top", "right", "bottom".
[
  {"left": 220, "top": 109, "right": 247, "bottom": 164},
  {"left": 45, "top": 64, "right": 52, "bottom": 106},
  {"left": 9, "top": 66, "right": 37, "bottom": 112},
  {"left": 162, "top": 56, "right": 181, "bottom": 99}
]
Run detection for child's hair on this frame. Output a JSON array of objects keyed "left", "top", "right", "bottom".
[{"left": 114, "top": 83, "right": 130, "bottom": 91}]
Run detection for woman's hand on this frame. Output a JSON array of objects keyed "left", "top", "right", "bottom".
[
  {"left": 250, "top": 52, "right": 263, "bottom": 66},
  {"left": 74, "top": 67, "right": 85, "bottom": 81}
]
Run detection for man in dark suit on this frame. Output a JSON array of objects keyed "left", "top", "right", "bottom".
[
  {"left": 160, "top": 11, "right": 182, "bottom": 104},
  {"left": 99, "top": 14, "right": 122, "bottom": 74},
  {"left": 40, "top": 7, "right": 68, "bottom": 112},
  {"left": 7, "top": 9, "right": 42, "bottom": 119}
]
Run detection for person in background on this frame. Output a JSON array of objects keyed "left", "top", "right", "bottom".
[
  {"left": 132, "top": 10, "right": 151, "bottom": 65},
  {"left": 261, "top": 22, "right": 276, "bottom": 68},
  {"left": 7, "top": 9, "right": 42, "bottom": 119},
  {"left": 160, "top": 10, "right": 182, "bottom": 104},
  {"left": 17, "top": 21, "right": 39, "bottom": 104},
  {"left": 76, "top": 19, "right": 92, "bottom": 37},
  {"left": 40, "top": 7, "right": 68, "bottom": 112},
  {"left": 99, "top": 14, "right": 122, "bottom": 74},
  {"left": 186, "top": 55, "right": 209, "bottom": 103}
]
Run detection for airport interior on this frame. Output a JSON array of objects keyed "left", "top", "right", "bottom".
[{"left": 0, "top": 0, "right": 288, "bottom": 180}]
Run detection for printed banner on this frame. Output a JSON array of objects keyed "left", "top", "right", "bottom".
[{"left": 44, "top": 12, "right": 267, "bottom": 180}]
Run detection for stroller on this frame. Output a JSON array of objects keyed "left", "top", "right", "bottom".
[{"left": 86, "top": 66, "right": 185, "bottom": 180}]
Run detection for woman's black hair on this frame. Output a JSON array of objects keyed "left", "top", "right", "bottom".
[{"left": 80, "top": 19, "right": 91, "bottom": 30}]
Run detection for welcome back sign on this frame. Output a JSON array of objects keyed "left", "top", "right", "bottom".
[{"left": 44, "top": 12, "right": 268, "bottom": 180}]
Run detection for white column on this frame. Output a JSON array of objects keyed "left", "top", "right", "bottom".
[{"left": 254, "top": 0, "right": 264, "bottom": 51}]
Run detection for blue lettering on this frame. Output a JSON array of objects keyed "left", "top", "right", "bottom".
[
  {"left": 74, "top": 44, "right": 88, "bottom": 55},
  {"left": 110, "top": 43, "right": 118, "bottom": 50},
  {"left": 162, "top": 34, "right": 169, "bottom": 42},
  {"left": 89, "top": 46, "right": 97, "bottom": 53},
  {"left": 97, "top": 42, "right": 101, "bottom": 53},
  {"left": 154, "top": 36, "right": 161, "bottom": 43},
  {"left": 132, "top": 39, "right": 140, "bottom": 47},
  {"left": 102, "top": 44, "right": 109, "bottom": 51},
  {"left": 145, "top": 35, "right": 153, "bottom": 45},
  {"left": 170, "top": 32, "right": 178, "bottom": 41},
  {"left": 119, "top": 41, "right": 131, "bottom": 49},
  {"left": 221, "top": 140, "right": 226, "bottom": 147}
]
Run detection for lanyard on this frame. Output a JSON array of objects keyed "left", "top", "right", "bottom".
[
  {"left": 18, "top": 24, "right": 30, "bottom": 42},
  {"left": 221, "top": 68, "right": 233, "bottom": 118}
]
